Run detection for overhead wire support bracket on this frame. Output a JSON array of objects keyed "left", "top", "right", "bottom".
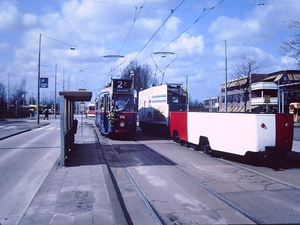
[
  {"left": 101, "top": 55, "right": 127, "bottom": 79},
  {"left": 151, "top": 51, "right": 178, "bottom": 85}
]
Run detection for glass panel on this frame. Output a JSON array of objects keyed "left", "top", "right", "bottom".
[{"left": 113, "top": 95, "right": 133, "bottom": 112}]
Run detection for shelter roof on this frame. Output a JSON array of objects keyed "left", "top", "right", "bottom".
[{"left": 59, "top": 89, "right": 92, "bottom": 101}]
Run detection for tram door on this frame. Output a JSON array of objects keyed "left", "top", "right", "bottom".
[
  {"left": 289, "top": 102, "right": 300, "bottom": 122},
  {"left": 100, "top": 92, "right": 111, "bottom": 133}
]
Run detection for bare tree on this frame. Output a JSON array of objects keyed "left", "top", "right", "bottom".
[
  {"left": 188, "top": 97, "right": 201, "bottom": 112},
  {"left": 231, "top": 54, "right": 262, "bottom": 111},
  {"left": 121, "top": 60, "right": 157, "bottom": 92},
  {"left": 280, "top": 20, "right": 300, "bottom": 68},
  {"left": 8, "top": 78, "right": 27, "bottom": 118},
  {"left": 231, "top": 54, "right": 262, "bottom": 79},
  {"left": 0, "top": 83, "right": 6, "bottom": 119},
  {"left": 11, "top": 78, "right": 27, "bottom": 105}
]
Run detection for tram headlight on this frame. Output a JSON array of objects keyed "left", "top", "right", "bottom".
[
  {"left": 120, "top": 121, "right": 125, "bottom": 127},
  {"left": 119, "top": 115, "right": 125, "bottom": 119}
]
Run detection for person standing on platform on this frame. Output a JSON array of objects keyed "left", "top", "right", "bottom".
[{"left": 44, "top": 109, "right": 49, "bottom": 120}]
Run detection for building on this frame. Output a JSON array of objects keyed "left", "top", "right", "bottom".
[
  {"left": 264, "top": 70, "right": 300, "bottom": 113},
  {"left": 204, "top": 96, "right": 219, "bottom": 112},
  {"left": 204, "top": 70, "right": 300, "bottom": 113}
]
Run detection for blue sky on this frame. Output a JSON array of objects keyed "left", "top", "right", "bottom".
[{"left": 0, "top": 0, "right": 299, "bottom": 103}]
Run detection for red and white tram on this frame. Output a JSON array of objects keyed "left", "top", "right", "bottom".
[
  {"left": 95, "top": 79, "right": 137, "bottom": 138},
  {"left": 170, "top": 112, "right": 294, "bottom": 158},
  {"left": 138, "top": 84, "right": 294, "bottom": 158},
  {"left": 86, "top": 103, "right": 95, "bottom": 117}
]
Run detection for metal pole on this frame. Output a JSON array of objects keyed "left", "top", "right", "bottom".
[
  {"left": 68, "top": 75, "right": 70, "bottom": 90},
  {"left": 54, "top": 64, "right": 57, "bottom": 119},
  {"left": 225, "top": 40, "right": 228, "bottom": 112},
  {"left": 81, "top": 113, "right": 83, "bottom": 137},
  {"left": 37, "top": 33, "right": 41, "bottom": 124},
  {"left": 60, "top": 95, "right": 65, "bottom": 167},
  {"left": 278, "top": 81, "right": 281, "bottom": 113},
  {"left": 281, "top": 90, "right": 285, "bottom": 113},
  {"left": 186, "top": 67, "right": 189, "bottom": 111},
  {"left": 63, "top": 70, "right": 65, "bottom": 91},
  {"left": 7, "top": 73, "right": 10, "bottom": 110}
]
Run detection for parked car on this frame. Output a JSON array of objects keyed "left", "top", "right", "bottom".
[{"left": 42, "top": 109, "right": 54, "bottom": 114}]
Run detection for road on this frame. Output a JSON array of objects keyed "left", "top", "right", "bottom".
[
  {"left": 294, "top": 127, "right": 300, "bottom": 141},
  {"left": 0, "top": 118, "right": 60, "bottom": 224}
]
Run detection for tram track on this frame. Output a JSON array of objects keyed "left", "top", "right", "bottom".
[
  {"left": 95, "top": 127, "right": 166, "bottom": 225},
  {"left": 137, "top": 142, "right": 263, "bottom": 225},
  {"left": 96, "top": 127, "right": 300, "bottom": 224},
  {"left": 101, "top": 133, "right": 262, "bottom": 224},
  {"left": 107, "top": 138, "right": 167, "bottom": 225},
  {"left": 217, "top": 158, "right": 300, "bottom": 191}
]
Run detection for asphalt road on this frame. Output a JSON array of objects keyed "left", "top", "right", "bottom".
[
  {"left": 294, "top": 127, "right": 300, "bottom": 141},
  {"left": 0, "top": 118, "right": 60, "bottom": 224}
]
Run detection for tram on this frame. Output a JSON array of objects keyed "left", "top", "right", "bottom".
[
  {"left": 170, "top": 112, "right": 294, "bottom": 159},
  {"left": 86, "top": 103, "right": 95, "bottom": 117},
  {"left": 95, "top": 79, "right": 137, "bottom": 138},
  {"left": 138, "top": 83, "right": 187, "bottom": 136},
  {"left": 138, "top": 84, "right": 294, "bottom": 159}
]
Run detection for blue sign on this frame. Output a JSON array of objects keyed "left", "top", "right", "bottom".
[{"left": 40, "top": 78, "right": 48, "bottom": 88}]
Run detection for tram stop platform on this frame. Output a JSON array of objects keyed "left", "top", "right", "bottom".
[{"left": 19, "top": 117, "right": 126, "bottom": 225}]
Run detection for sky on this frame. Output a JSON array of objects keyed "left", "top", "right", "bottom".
[{"left": 0, "top": 0, "right": 300, "bottom": 104}]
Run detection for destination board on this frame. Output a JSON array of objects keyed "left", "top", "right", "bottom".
[{"left": 113, "top": 79, "right": 132, "bottom": 94}]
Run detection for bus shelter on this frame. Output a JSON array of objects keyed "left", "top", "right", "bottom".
[{"left": 59, "top": 89, "right": 92, "bottom": 166}]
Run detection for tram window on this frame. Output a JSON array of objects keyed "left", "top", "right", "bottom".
[
  {"left": 113, "top": 95, "right": 133, "bottom": 111},
  {"left": 107, "top": 96, "right": 111, "bottom": 111},
  {"left": 172, "top": 96, "right": 179, "bottom": 103}
]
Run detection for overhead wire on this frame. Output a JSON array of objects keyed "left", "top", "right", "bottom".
[
  {"left": 159, "top": 0, "right": 225, "bottom": 53},
  {"left": 141, "top": 0, "right": 225, "bottom": 84},
  {"left": 82, "top": 0, "right": 300, "bottom": 10},
  {"left": 118, "top": 0, "right": 148, "bottom": 55},
  {"left": 107, "top": 1, "right": 147, "bottom": 77},
  {"left": 128, "top": 0, "right": 186, "bottom": 65}
]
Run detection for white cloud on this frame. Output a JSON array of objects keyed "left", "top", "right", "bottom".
[
  {"left": 1, "top": 0, "right": 300, "bottom": 102},
  {"left": 170, "top": 33, "right": 204, "bottom": 54},
  {"left": 165, "top": 16, "right": 181, "bottom": 32},
  {"left": 0, "top": 42, "right": 10, "bottom": 51},
  {"left": 0, "top": 1, "right": 38, "bottom": 31},
  {"left": 208, "top": 16, "right": 267, "bottom": 44}
]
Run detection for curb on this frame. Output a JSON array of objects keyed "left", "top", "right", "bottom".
[{"left": 0, "top": 122, "right": 50, "bottom": 141}]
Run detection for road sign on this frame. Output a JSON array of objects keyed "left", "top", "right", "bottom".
[
  {"left": 40, "top": 78, "right": 48, "bottom": 88},
  {"left": 264, "top": 95, "right": 270, "bottom": 103}
]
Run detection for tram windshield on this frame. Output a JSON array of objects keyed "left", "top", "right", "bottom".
[{"left": 113, "top": 95, "right": 133, "bottom": 112}]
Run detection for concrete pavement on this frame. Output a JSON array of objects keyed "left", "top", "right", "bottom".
[
  {"left": 16, "top": 117, "right": 125, "bottom": 225},
  {"left": 0, "top": 117, "right": 125, "bottom": 225}
]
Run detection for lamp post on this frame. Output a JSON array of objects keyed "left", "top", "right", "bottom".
[
  {"left": 37, "top": 33, "right": 75, "bottom": 124},
  {"left": 54, "top": 64, "right": 57, "bottom": 119},
  {"left": 224, "top": 40, "right": 228, "bottom": 113}
]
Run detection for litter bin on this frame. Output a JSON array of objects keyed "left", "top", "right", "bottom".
[{"left": 73, "top": 119, "right": 78, "bottom": 134}]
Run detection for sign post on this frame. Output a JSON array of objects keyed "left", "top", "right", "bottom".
[
  {"left": 40, "top": 78, "right": 49, "bottom": 88},
  {"left": 265, "top": 95, "right": 270, "bottom": 113},
  {"left": 79, "top": 101, "right": 85, "bottom": 137}
]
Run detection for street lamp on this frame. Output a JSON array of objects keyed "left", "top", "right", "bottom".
[
  {"left": 54, "top": 64, "right": 58, "bottom": 119},
  {"left": 37, "top": 33, "right": 75, "bottom": 124}
]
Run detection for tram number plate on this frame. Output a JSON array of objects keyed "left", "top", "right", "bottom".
[{"left": 113, "top": 79, "right": 132, "bottom": 93}]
